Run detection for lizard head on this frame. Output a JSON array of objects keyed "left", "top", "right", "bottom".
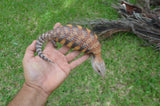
[{"left": 91, "top": 55, "right": 106, "bottom": 77}]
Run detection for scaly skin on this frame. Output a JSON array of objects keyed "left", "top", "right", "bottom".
[{"left": 36, "top": 24, "right": 106, "bottom": 77}]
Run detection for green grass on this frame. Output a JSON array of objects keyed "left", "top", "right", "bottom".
[{"left": 0, "top": 0, "right": 160, "bottom": 105}]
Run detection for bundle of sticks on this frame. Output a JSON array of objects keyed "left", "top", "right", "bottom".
[{"left": 74, "top": 0, "right": 160, "bottom": 51}]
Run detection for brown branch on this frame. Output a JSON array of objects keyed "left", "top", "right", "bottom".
[{"left": 71, "top": 0, "right": 160, "bottom": 51}]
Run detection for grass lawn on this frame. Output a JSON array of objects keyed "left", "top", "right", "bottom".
[{"left": 0, "top": 0, "right": 160, "bottom": 105}]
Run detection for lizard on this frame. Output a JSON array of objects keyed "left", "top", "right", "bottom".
[{"left": 35, "top": 24, "right": 106, "bottom": 77}]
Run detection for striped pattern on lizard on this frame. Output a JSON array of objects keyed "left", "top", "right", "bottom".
[{"left": 36, "top": 24, "right": 106, "bottom": 77}]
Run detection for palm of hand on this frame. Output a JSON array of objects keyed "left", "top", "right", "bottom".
[
  {"left": 22, "top": 23, "right": 89, "bottom": 94},
  {"left": 23, "top": 43, "right": 70, "bottom": 93},
  {"left": 23, "top": 40, "right": 89, "bottom": 94}
]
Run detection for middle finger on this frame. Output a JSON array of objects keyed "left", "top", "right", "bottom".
[{"left": 65, "top": 51, "right": 81, "bottom": 62}]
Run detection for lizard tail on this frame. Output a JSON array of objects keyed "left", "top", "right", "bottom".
[
  {"left": 36, "top": 33, "right": 53, "bottom": 63},
  {"left": 91, "top": 54, "right": 106, "bottom": 77}
]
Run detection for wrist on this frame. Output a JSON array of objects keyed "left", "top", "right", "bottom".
[
  {"left": 23, "top": 82, "right": 49, "bottom": 99},
  {"left": 8, "top": 82, "right": 50, "bottom": 106}
]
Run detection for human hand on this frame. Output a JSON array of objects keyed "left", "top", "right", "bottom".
[{"left": 22, "top": 23, "right": 89, "bottom": 95}]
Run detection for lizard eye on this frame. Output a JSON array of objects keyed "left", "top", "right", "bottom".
[{"left": 98, "top": 70, "right": 101, "bottom": 73}]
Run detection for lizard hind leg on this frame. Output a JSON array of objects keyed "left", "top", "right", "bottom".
[
  {"left": 51, "top": 23, "right": 63, "bottom": 48},
  {"left": 51, "top": 40, "right": 58, "bottom": 48}
]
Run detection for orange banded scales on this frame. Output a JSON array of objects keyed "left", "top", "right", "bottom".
[{"left": 36, "top": 24, "right": 106, "bottom": 76}]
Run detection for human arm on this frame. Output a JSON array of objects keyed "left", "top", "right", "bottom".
[{"left": 8, "top": 23, "right": 89, "bottom": 106}]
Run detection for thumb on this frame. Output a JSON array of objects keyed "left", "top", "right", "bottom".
[{"left": 23, "top": 40, "right": 37, "bottom": 60}]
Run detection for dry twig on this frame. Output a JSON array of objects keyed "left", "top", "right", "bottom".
[{"left": 73, "top": 0, "right": 160, "bottom": 51}]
